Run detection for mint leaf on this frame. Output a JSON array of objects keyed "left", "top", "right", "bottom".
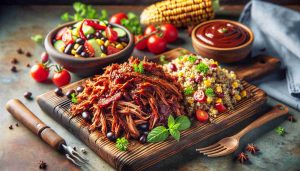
[
  {"left": 170, "top": 123, "right": 181, "bottom": 130},
  {"left": 116, "top": 137, "right": 129, "bottom": 151},
  {"left": 168, "top": 115, "right": 175, "bottom": 128},
  {"left": 147, "top": 126, "right": 169, "bottom": 143},
  {"left": 175, "top": 116, "right": 191, "bottom": 131},
  {"left": 170, "top": 128, "right": 180, "bottom": 141}
]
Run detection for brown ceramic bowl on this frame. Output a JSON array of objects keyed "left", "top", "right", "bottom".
[
  {"left": 191, "top": 19, "right": 254, "bottom": 63},
  {"left": 45, "top": 21, "right": 134, "bottom": 77}
]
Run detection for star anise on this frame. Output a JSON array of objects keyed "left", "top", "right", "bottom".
[
  {"left": 246, "top": 144, "right": 259, "bottom": 154},
  {"left": 237, "top": 152, "right": 248, "bottom": 164},
  {"left": 39, "top": 160, "right": 47, "bottom": 170},
  {"left": 288, "top": 114, "right": 296, "bottom": 122}
]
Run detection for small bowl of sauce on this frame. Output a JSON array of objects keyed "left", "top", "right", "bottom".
[{"left": 192, "top": 19, "right": 254, "bottom": 63}]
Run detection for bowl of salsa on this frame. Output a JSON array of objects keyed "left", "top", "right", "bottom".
[{"left": 191, "top": 19, "right": 254, "bottom": 63}]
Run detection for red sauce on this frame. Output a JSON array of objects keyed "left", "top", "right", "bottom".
[{"left": 196, "top": 21, "right": 249, "bottom": 48}]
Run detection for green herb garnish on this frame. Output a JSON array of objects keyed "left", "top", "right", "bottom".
[
  {"left": 71, "top": 93, "right": 78, "bottom": 104},
  {"left": 188, "top": 56, "right": 197, "bottom": 63},
  {"left": 159, "top": 55, "right": 168, "bottom": 64},
  {"left": 196, "top": 62, "right": 209, "bottom": 73},
  {"left": 133, "top": 62, "right": 144, "bottom": 74},
  {"left": 184, "top": 86, "right": 194, "bottom": 95},
  {"left": 116, "top": 137, "right": 129, "bottom": 151},
  {"left": 121, "top": 12, "right": 142, "bottom": 35},
  {"left": 147, "top": 115, "right": 191, "bottom": 143},
  {"left": 31, "top": 34, "right": 43, "bottom": 44},
  {"left": 205, "top": 88, "right": 215, "bottom": 97},
  {"left": 275, "top": 126, "right": 285, "bottom": 136},
  {"left": 178, "top": 56, "right": 184, "bottom": 60},
  {"left": 61, "top": 2, "right": 108, "bottom": 22}
]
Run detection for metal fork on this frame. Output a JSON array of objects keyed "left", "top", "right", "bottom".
[
  {"left": 6, "top": 99, "right": 88, "bottom": 167},
  {"left": 196, "top": 104, "right": 289, "bottom": 157}
]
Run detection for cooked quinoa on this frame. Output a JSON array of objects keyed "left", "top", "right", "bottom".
[{"left": 164, "top": 54, "right": 248, "bottom": 117}]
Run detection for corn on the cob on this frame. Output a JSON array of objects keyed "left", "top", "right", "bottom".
[{"left": 140, "top": 0, "right": 214, "bottom": 27}]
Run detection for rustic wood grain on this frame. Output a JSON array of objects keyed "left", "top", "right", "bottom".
[{"left": 37, "top": 48, "right": 268, "bottom": 170}]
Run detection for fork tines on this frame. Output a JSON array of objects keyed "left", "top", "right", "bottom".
[
  {"left": 196, "top": 143, "right": 228, "bottom": 157},
  {"left": 62, "top": 144, "right": 88, "bottom": 167}
]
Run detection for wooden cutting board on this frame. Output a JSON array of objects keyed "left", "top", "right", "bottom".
[{"left": 37, "top": 48, "right": 279, "bottom": 170}]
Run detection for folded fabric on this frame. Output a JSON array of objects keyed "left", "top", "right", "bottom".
[{"left": 239, "top": 0, "right": 300, "bottom": 110}]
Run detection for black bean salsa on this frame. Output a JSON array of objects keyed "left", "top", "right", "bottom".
[{"left": 53, "top": 19, "right": 129, "bottom": 58}]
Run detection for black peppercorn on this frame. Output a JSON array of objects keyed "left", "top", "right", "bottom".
[
  {"left": 24, "top": 91, "right": 32, "bottom": 100},
  {"left": 11, "top": 66, "right": 17, "bottom": 72}
]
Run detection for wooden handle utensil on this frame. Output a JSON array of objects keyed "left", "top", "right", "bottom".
[{"left": 6, "top": 99, "right": 66, "bottom": 151}]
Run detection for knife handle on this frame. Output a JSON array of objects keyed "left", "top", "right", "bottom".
[{"left": 6, "top": 99, "right": 66, "bottom": 151}]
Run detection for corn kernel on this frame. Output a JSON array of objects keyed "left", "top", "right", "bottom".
[
  {"left": 206, "top": 96, "right": 213, "bottom": 104},
  {"left": 216, "top": 86, "right": 222, "bottom": 93},
  {"left": 121, "top": 42, "right": 127, "bottom": 47},
  {"left": 204, "top": 80, "right": 211, "bottom": 87},
  {"left": 232, "top": 81, "right": 239, "bottom": 89},
  {"left": 100, "top": 53, "right": 107, "bottom": 57},
  {"left": 104, "top": 40, "right": 110, "bottom": 47},
  {"left": 59, "top": 46, "right": 65, "bottom": 52},
  {"left": 71, "top": 49, "right": 76, "bottom": 55},
  {"left": 241, "top": 90, "right": 247, "bottom": 97},
  {"left": 96, "top": 39, "right": 104, "bottom": 46},
  {"left": 230, "top": 73, "right": 236, "bottom": 79},
  {"left": 74, "top": 44, "right": 79, "bottom": 50},
  {"left": 216, "top": 98, "right": 222, "bottom": 103},
  {"left": 234, "top": 94, "right": 242, "bottom": 101},
  {"left": 116, "top": 44, "right": 124, "bottom": 49},
  {"left": 182, "top": 56, "right": 188, "bottom": 62}
]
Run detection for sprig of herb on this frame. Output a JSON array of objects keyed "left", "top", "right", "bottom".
[
  {"left": 61, "top": 2, "right": 108, "bottom": 22},
  {"left": 71, "top": 93, "right": 78, "bottom": 104},
  {"left": 184, "top": 86, "right": 194, "bottom": 95},
  {"left": 159, "top": 55, "right": 169, "bottom": 64},
  {"left": 133, "top": 62, "right": 144, "bottom": 74},
  {"left": 275, "top": 126, "right": 285, "bottom": 136},
  {"left": 205, "top": 88, "right": 215, "bottom": 97},
  {"left": 196, "top": 62, "right": 209, "bottom": 73},
  {"left": 147, "top": 115, "right": 191, "bottom": 143},
  {"left": 121, "top": 12, "right": 142, "bottom": 35},
  {"left": 31, "top": 34, "right": 43, "bottom": 44},
  {"left": 116, "top": 137, "right": 129, "bottom": 151}
]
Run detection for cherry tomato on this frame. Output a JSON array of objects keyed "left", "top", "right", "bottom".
[
  {"left": 62, "top": 29, "right": 74, "bottom": 45},
  {"left": 109, "top": 13, "right": 128, "bottom": 25},
  {"left": 107, "top": 45, "right": 121, "bottom": 55},
  {"left": 195, "top": 109, "right": 209, "bottom": 122},
  {"left": 84, "top": 41, "right": 95, "bottom": 57},
  {"left": 30, "top": 64, "right": 49, "bottom": 82},
  {"left": 193, "top": 90, "right": 206, "bottom": 103},
  {"left": 144, "top": 25, "right": 156, "bottom": 35},
  {"left": 56, "top": 27, "right": 68, "bottom": 40},
  {"left": 215, "top": 103, "right": 227, "bottom": 113},
  {"left": 105, "top": 27, "right": 118, "bottom": 42},
  {"left": 160, "top": 24, "right": 178, "bottom": 43},
  {"left": 147, "top": 35, "right": 167, "bottom": 54},
  {"left": 134, "top": 35, "right": 147, "bottom": 50},
  {"left": 52, "top": 69, "right": 71, "bottom": 87}
]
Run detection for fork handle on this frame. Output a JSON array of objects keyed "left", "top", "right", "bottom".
[
  {"left": 6, "top": 99, "right": 66, "bottom": 151},
  {"left": 234, "top": 104, "right": 289, "bottom": 139}
]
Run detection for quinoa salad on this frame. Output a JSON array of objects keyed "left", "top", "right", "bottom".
[{"left": 164, "top": 54, "right": 249, "bottom": 118}]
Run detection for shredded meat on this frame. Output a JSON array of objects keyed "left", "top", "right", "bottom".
[{"left": 70, "top": 57, "right": 185, "bottom": 140}]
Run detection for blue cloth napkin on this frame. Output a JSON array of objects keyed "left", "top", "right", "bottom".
[{"left": 239, "top": 0, "right": 300, "bottom": 110}]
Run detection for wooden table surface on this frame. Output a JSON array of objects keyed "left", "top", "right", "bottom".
[{"left": 0, "top": 5, "right": 299, "bottom": 171}]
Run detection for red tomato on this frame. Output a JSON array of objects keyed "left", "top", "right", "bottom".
[
  {"left": 160, "top": 24, "right": 178, "bottom": 43},
  {"left": 52, "top": 69, "right": 71, "bottom": 87},
  {"left": 30, "top": 64, "right": 49, "bottom": 82},
  {"left": 105, "top": 27, "right": 118, "bottom": 42},
  {"left": 195, "top": 109, "right": 209, "bottom": 122},
  {"left": 193, "top": 90, "right": 206, "bottom": 103},
  {"left": 144, "top": 25, "right": 156, "bottom": 35},
  {"left": 84, "top": 41, "right": 95, "bottom": 57},
  {"left": 215, "top": 103, "right": 227, "bottom": 113},
  {"left": 62, "top": 29, "right": 74, "bottom": 45},
  {"left": 147, "top": 35, "right": 167, "bottom": 54},
  {"left": 134, "top": 35, "right": 147, "bottom": 50},
  {"left": 107, "top": 46, "right": 121, "bottom": 55},
  {"left": 56, "top": 27, "right": 68, "bottom": 40},
  {"left": 109, "top": 13, "right": 128, "bottom": 25}
]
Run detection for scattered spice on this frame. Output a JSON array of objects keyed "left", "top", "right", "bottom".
[
  {"left": 11, "top": 58, "right": 18, "bottom": 64},
  {"left": 26, "top": 52, "right": 32, "bottom": 57},
  {"left": 11, "top": 66, "right": 17, "bottom": 72},
  {"left": 246, "top": 144, "right": 259, "bottom": 154},
  {"left": 26, "top": 63, "right": 31, "bottom": 68},
  {"left": 15, "top": 123, "right": 19, "bottom": 127},
  {"left": 236, "top": 152, "right": 248, "bottom": 164},
  {"left": 80, "top": 148, "right": 87, "bottom": 154},
  {"left": 275, "top": 126, "right": 285, "bottom": 136},
  {"left": 24, "top": 91, "right": 33, "bottom": 100},
  {"left": 17, "top": 48, "right": 24, "bottom": 54},
  {"left": 288, "top": 114, "right": 296, "bottom": 122},
  {"left": 39, "top": 161, "right": 47, "bottom": 170},
  {"left": 9, "top": 125, "right": 13, "bottom": 130}
]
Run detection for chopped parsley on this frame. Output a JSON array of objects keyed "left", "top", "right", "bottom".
[
  {"left": 116, "top": 137, "right": 129, "bottom": 151},
  {"left": 205, "top": 88, "right": 215, "bottom": 97},
  {"left": 188, "top": 56, "right": 197, "bottom": 63},
  {"left": 196, "top": 62, "right": 209, "bottom": 74},
  {"left": 184, "top": 86, "right": 194, "bottom": 95},
  {"left": 133, "top": 62, "right": 144, "bottom": 74}
]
